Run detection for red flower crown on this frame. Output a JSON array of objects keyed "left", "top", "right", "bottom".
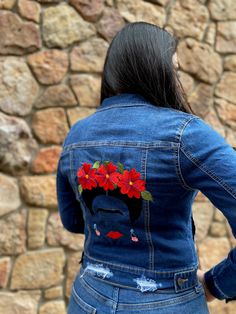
[{"left": 77, "top": 161, "right": 153, "bottom": 201}]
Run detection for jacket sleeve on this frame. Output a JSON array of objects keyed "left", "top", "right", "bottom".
[
  {"left": 179, "top": 116, "right": 236, "bottom": 302},
  {"left": 56, "top": 157, "right": 84, "bottom": 234}
]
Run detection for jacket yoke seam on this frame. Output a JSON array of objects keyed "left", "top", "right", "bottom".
[{"left": 175, "top": 117, "right": 197, "bottom": 191}]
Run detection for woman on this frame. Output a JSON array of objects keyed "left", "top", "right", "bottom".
[{"left": 56, "top": 22, "right": 236, "bottom": 313}]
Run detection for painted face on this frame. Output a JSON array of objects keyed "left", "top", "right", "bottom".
[{"left": 81, "top": 187, "right": 142, "bottom": 243}]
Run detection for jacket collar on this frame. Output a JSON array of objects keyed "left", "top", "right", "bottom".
[{"left": 98, "top": 93, "right": 149, "bottom": 109}]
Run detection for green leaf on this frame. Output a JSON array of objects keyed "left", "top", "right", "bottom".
[
  {"left": 118, "top": 162, "right": 124, "bottom": 174},
  {"left": 103, "top": 160, "right": 110, "bottom": 166},
  {"left": 78, "top": 184, "right": 83, "bottom": 194},
  {"left": 141, "top": 190, "right": 154, "bottom": 202},
  {"left": 92, "top": 161, "right": 100, "bottom": 169}
]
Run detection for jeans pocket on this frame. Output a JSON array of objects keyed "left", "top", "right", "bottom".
[{"left": 68, "top": 285, "right": 97, "bottom": 314}]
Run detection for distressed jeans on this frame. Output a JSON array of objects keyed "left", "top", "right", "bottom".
[{"left": 68, "top": 266, "right": 210, "bottom": 314}]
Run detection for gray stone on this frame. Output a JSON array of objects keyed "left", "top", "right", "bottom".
[
  {"left": 0, "top": 57, "right": 39, "bottom": 116},
  {"left": 42, "top": 4, "right": 96, "bottom": 48},
  {"left": 0, "top": 112, "right": 38, "bottom": 175}
]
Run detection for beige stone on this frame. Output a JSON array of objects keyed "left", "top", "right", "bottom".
[
  {"left": 20, "top": 175, "right": 57, "bottom": 209},
  {"left": 0, "top": 57, "right": 39, "bottom": 116},
  {"left": 69, "top": 0, "right": 105, "bottom": 22},
  {"left": 47, "top": 212, "right": 84, "bottom": 251},
  {"left": 194, "top": 191, "right": 208, "bottom": 202},
  {"left": 0, "top": 209, "right": 26, "bottom": 255},
  {"left": 149, "top": 0, "right": 170, "bottom": 6},
  {"left": 117, "top": 0, "right": 165, "bottom": 26},
  {"left": 208, "top": 299, "right": 236, "bottom": 314},
  {"left": 188, "top": 83, "right": 213, "bottom": 118},
  {"left": 0, "top": 0, "right": 16, "bottom": 9},
  {"left": 11, "top": 249, "right": 65, "bottom": 289},
  {"left": 204, "top": 107, "right": 226, "bottom": 137},
  {"left": 105, "top": 0, "right": 113, "bottom": 5},
  {"left": 42, "top": 4, "right": 96, "bottom": 48},
  {"left": 210, "top": 222, "right": 227, "bottom": 237},
  {"left": 31, "top": 146, "right": 62, "bottom": 174},
  {"left": 0, "top": 257, "right": 11, "bottom": 288},
  {"left": 225, "top": 127, "right": 236, "bottom": 148},
  {"left": 204, "top": 22, "right": 216, "bottom": 46},
  {"left": 177, "top": 39, "right": 222, "bottom": 84},
  {"left": 0, "top": 291, "right": 40, "bottom": 314},
  {"left": 35, "top": 85, "right": 77, "bottom": 109},
  {"left": 198, "top": 237, "right": 230, "bottom": 270},
  {"left": 226, "top": 221, "right": 236, "bottom": 249},
  {"left": 192, "top": 202, "right": 214, "bottom": 243},
  {"left": 208, "top": 0, "right": 236, "bottom": 21},
  {"left": 70, "top": 74, "right": 101, "bottom": 107},
  {"left": 0, "top": 112, "right": 38, "bottom": 175},
  {"left": 224, "top": 55, "right": 236, "bottom": 72},
  {"left": 215, "top": 98, "right": 236, "bottom": 129},
  {"left": 216, "top": 21, "right": 236, "bottom": 53},
  {"left": 67, "top": 107, "right": 96, "bottom": 126},
  {"left": 215, "top": 72, "right": 236, "bottom": 104},
  {"left": 32, "top": 108, "right": 69, "bottom": 144},
  {"left": 97, "top": 7, "right": 125, "bottom": 41},
  {"left": 214, "top": 209, "right": 226, "bottom": 222},
  {"left": 168, "top": 0, "right": 209, "bottom": 40},
  {"left": 18, "top": 0, "right": 41, "bottom": 23},
  {"left": 178, "top": 71, "right": 195, "bottom": 96},
  {"left": 71, "top": 37, "right": 108, "bottom": 72},
  {"left": 0, "top": 11, "right": 41, "bottom": 55},
  {"left": 28, "top": 208, "right": 49, "bottom": 249},
  {"left": 44, "top": 286, "right": 63, "bottom": 300},
  {"left": 0, "top": 173, "right": 21, "bottom": 217},
  {"left": 27, "top": 50, "right": 68, "bottom": 85},
  {"left": 38, "top": 0, "right": 62, "bottom": 2},
  {"left": 39, "top": 301, "right": 66, "bottom": 314},
  {"left": 66, "top": 251, "right": 82, "bottom": 298}
]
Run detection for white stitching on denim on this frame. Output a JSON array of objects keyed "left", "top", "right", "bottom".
[
  {"left": 181, "top": 145, "right": 236, "bottom": 200},
  {"left": 176, "top": 117, "right": 198, "bottom": 191},
  {"left": 84, "top": 252, "right": 198, "bottom": 275},
  {"left": 142, "top": 148, "right": 155, "bottom": 270},
  {"left": 62, "top": 141, "right": 178, "bottom": 150}
]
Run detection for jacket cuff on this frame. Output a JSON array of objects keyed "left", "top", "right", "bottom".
[{"left": 204, "top": 249, "right": 236, "bottom": 301}]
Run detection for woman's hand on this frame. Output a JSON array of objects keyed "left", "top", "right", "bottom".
[{"left": 197, "top": 269, "right": 216, "bottom": 302}]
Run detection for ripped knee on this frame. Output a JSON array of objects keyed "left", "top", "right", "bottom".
[{"left": 80, "top": 262, "right": 113, "bottom": 279}]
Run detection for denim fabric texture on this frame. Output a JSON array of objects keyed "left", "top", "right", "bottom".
[
  {"left": 67, "top": 266, "right": 209, "bottom": 314},
  {"left": 56, "top": 93, "right": 236, "bottom": 307}
]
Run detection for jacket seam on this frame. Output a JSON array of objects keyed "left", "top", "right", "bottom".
[
  {"left": 176, "top": 117, "right": 198, "bottom": 191},
  {"left": 180, "top": 145, "right": 236, "bottom": 200}
]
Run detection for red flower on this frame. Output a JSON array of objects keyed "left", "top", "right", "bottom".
[
  {"left": 77, "top": 162, "right": 97, "bottom": 190},
  {"left": 118, "top": 168, "right": 146, "bottom": 198},
  {"left": 96, "top": 162, "right": 120, "bottom": 191}
]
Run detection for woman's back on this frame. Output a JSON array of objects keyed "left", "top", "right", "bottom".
[{"left": 56, "top": 22, "right": 236, "bottom": 313}]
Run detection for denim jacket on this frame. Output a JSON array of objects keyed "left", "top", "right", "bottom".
[{"left": 56, "top": 93, "right": 236, "bottom": 302}]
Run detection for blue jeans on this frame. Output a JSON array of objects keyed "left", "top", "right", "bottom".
[{"left": 68, "top": 267, "right": 210, "bottom": 314}]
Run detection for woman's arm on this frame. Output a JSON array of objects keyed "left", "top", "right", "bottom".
[
  {"left": 56, "top": 158, "right": 84, "bottom": 234},
  {"left": 179, "top": 116, "right": 236, "bottom": 302}
]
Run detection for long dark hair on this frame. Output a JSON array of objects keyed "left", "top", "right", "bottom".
[{"left": 100, "top": 22, "right": 194, "bottom": 114}]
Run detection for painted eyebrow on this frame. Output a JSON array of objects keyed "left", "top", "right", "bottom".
[{"left": 96, "top": 208, "right": 124, "bottom": 215}]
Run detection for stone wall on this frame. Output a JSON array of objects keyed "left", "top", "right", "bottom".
[{"left": 0, "top": 0, "right": 236, "bottom": 313}]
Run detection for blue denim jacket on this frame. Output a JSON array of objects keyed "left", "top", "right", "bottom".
[{"left": 56, "top": 93, "right": 236, "bottom": 302}]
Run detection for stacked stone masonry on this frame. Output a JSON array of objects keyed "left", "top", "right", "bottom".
[{"left": 0, "top": 0, "right": 236, "bottom": 313}]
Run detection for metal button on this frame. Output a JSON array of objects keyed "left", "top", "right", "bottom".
[{"left": 177, "top": 277, "right": 188, "bottom": 286}]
